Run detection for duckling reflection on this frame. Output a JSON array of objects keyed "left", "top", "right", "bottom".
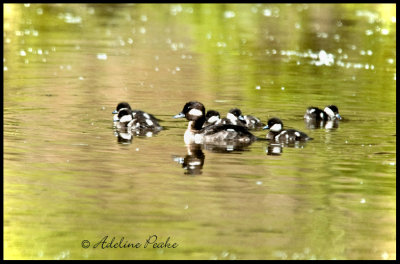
[
  {"left": 304, "top": 118, "right": 340, "bottom": 130},
  {"left": 173, "top": 144, "right": 205, "bottom": 175},
  {"left": 266, "top": 142, "right": 283, "bottom": 156},
  {"left": 265, "top": 140, "right": 308, "bottom": 155},
  {"left": 202, "top": 142, "right": 252, "bottom": 153},
  {"left": 173, "top": 141, "right": 254, "bottom": 175},
  {"left": 114, "top": 128, "right": 133, "bottom": 144},
  {"left": 113, "top": 127, "right": 161, "bottom": 144}
]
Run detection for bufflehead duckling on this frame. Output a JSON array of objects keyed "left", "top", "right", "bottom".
[
  {"left": 263, "top": 117, "right": 312, "bottom": 142},
  {"left": 174, "top": 101, "right": 257, "bottom": 145},
  {"left": 112, "top": 102, "right": 161, "bottom": 123},
  {"left": 219, "top": 108, "right": 246, "bottom": 126},
  {"left": 115, "top": 107, "right": 162, "bottom": 136},
  {"left": 243, "top": 114, "right": 265, "bottom": 130},
  {"left": 220, "top": 108, "right": 265, "bottom": 130},
  {"left": 304, "top": 105, "right": 342, "bottom": 121},
  {"left": 203, "top": 110, "right": 221, "bottom": 127}
]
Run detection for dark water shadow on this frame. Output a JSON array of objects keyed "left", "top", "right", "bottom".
[
  {"left": 304, "top": 119, "right": 340, "bottom": 130},
  {"left": 173, "top": 141, "right": 255, "bottom": 175},
  {"left": 265, "top": 140, "right": 309, "bottom": 156},
  {"left": 113, "top": 126, "right": 164, "bottom": 144}
]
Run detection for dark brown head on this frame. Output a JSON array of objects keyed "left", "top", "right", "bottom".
[{"left": 173, "top": 101, "right": 206, "bottom": 121}]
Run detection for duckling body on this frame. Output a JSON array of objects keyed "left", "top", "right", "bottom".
[{"left": 203, "top": 110, "right": 221, "bottom": 127}]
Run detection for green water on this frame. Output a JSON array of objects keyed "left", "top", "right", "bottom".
[{"left": 4, "top": 4, "right": 396, "bottom": 260}]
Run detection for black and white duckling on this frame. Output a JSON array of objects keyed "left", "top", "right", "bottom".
[
  {"left": 219, "top": 108, "right": 246, "bottom": 126},
  {"left": 115, "top": 107, "right": 162, "bottom": 136},
  {"left": 112, "top": 102, "right": 161, "bottom": 124},
  {"left": 203, "top": 110, "right": 221, "bottom": 127},
  {"left": 304, "top": 105, "right": 342, "bottom": 121},
  {"left": 220, "top": 108, "right": 265, "bottom": 130},
  {"left": 173, "top": 101, "right": 257, "bottom": 145},
  {"left": 263, "top": 117, "right": 312, "bottom": 142},
  {"left": 243, "top": 113, "right": 265, "bottom": 130}
]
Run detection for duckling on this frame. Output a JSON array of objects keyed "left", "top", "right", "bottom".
[
  {"left": 203, "top": 110, "right": 221, "bottom": 127},
  {"left": 115, "top": 107, "right": 162, "bottom": 136},
  {"left": 263, "top": 117, "right": 312, "bottom": 142},
  {"left": 304, "top": 105, "right": 342, "bottom": 121}
]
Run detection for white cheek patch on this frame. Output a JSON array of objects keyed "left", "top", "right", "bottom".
[
  {"left": 270, "top": 123, "right": 282, "bottom": 132},
  {"left": 119, "top": 115, "right": 133, "bottom": 123},
  {"left": 227, "top": 129, "right": 235, "bottom": 132},
  {"left": 324, "top": 107, "right": 335, "bottom": 118},
  {"left": 143, "top": 113, "right": 150, "bottom": 119},
  {"left": 207, "top": 116, "right": 219, "bottom": 124},
  {"left": 132, "top": 112, "right": 137, "bottom": 116},
  {"left": 227, "top": 112, "right": 236, "bottom": 122},
  {"left": 309, "top": 108, "right": 315, "bottom": 114},
  {"left": 145, "top": 119, "right": 154, "bottom": 126},
  {"left": 295, "top": 131, "right": 301, "bottom": 137},
  {"left": 320, "top": 112, "right": 324, "bottom": 118},
  {"left": 188, "top": 108, "right": 203, "bottom": 117}
]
